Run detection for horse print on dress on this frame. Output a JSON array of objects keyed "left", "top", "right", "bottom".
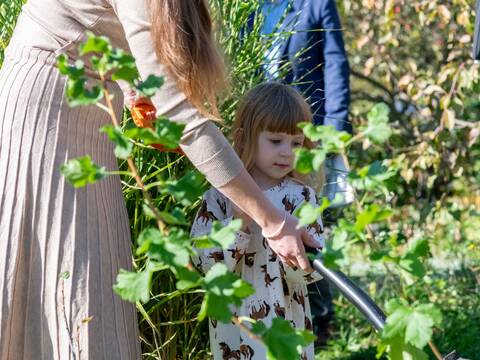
[
  {"left": 208, "top": 251, "right": 224, "bottom": 262},
  {"left": 273, "top": 301, "right": 286, "bottom": 318},
  {"left": 244, "top": 252, "right": 255, "bottom": 267},
  {"left": 227, "top": 247, "right": 244, "bottom": 262},
  {"left": 219, "top": 342, "right": 241, "bottom": 360},
  {"left": 279, "top": 264, "right": 290, "bottom": 296},
  {"left": 249, "top": 300, "right": 271, "bottom": 320},
  {"left": 198, "top": 200, "right": 217, "bottom": 224},
  {"left": 239, "top": 344, "right": 255, "bottom": 360},
  {"left": 216, "top": 198, "right": 227, "bottom": 216},
  {"left": 282, "top": 195, "right": 296, "bottom": 214},
  {"left": 293, "top": 290, "right": 305, "bottom": 309},
  {"left": 260, "top": 264, "right": 278, "bottom": 286},
  {"left": 262, "top": 237, "right": 268, "bottom": 249},
  {"left": 211, "top": 318, "right": 218, "bottom": 328},
  {"left": 268, "top": 251, "right": 277, "bottom": 262},
  {"left": 306, "top": 221, "right": 323, "bottom": 236},
  {"left": 304, "top": 315, "right": 313, "bottom": 331},
  {"left": 301, "top": 352, "right": 308, "bottom": 360},
  {"left": 301, "top": 186, "right": 311, "bottom": 202},
  {"left": 304, "top": 272, "right": 315, "bottom": 283}
]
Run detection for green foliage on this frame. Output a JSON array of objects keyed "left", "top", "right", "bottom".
[
  {"left": 294, "top": 197, "right": 330, "bottom": 227},
  {"left": 100, "top": 125, "right": 133, "bottom": 159},
  {"left": 60, "top": 155, "right": 106, "bottom": 188},
  {"left": 198, "top": 263, "right": 255, "bottom": 323},
  {"left": 136, "top": 75, "right": 165, "bottom": 97},
  {"left": 382, "top": 300, "right": 442, "bottom": 350},
  {"left": 251, "top": 317, "right": 316, "bottom": 360},
  {"left": 362, "top": 103, "right": 392, "bottom": 144},
  {"left": 0, "top": 0, "right": 24, "bottom": 66},
  {"left": 193, "top": 219, "right": 243, "bottom": 249},
  {"left": 114, "top": 268, "right": 152, "bottom": 303}
]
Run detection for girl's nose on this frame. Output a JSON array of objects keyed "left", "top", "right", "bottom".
[{"left": 279, "top": 144, "right": 293, "bottom": 157}]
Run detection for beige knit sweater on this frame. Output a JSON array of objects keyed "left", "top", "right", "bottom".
[{"left": 21, "top": 0, "right": 244, "bottom": 187}]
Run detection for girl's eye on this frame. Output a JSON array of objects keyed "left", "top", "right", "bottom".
[
  {"left": 293, "top": 142, "right": 302, "bottom": 147},
  {"left": 270, "top": 139, "right": 282, "bottom": 144}
]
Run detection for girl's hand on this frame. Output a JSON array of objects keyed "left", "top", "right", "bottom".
[{"left": 231, "top": 203, "right": 254, "bottom": 232}]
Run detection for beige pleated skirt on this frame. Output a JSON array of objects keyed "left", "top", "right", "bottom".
[{"left": 0, "top": 39, "right": 141, "bottom": 359}]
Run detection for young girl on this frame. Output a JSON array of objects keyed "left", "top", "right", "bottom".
[{"left": 190, "top": 82, "right": 325, "bottom": 360}]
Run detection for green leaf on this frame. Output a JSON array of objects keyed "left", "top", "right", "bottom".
[
  {"left": 57, "top": 54, "right": 84, "bottom": 79},
  {"left": 407, "top": 237, "right": 430, "bottom": 258},
  {"left": 65, "top": 78, "right": 104, "bottom": 107},
  {"left": 136, "top": 74, "right": 165, "bottom": 97},
  {"left": 126, "top": 117, "right": 185, "bottom": 149},
  {"left": 109, "top": 49, "right": 139, "bottom": 84},
  {"left": 79, "top": 32, "right": 112, "bottom": 55},
  {"left": 294, "top": 202, "right": 318, "bottom": 227},
  {"left": 193, "top": 219, "right": 243, "bottom": 249},
  {"left": 321, "top": 244, "right": 344, "bottom": 270},
  {"left": 385, "top": 336, "right": 429, "bottom": 360},
  {"left": 382, "top": 300, "right": 442, "bottom": 349},
  {"left": 404, "top": 310, "right": 434, "bottom": 349},
  {"left": 124, "top": 127, "right": 162, "bottom": 145},
  {"left": 294, "top": 197, "right": 330, "bottom": 227},
  {"left": 60, "top": 155, "right": 106, "bottom": 188},
  {"left": 113, "top": 268, "right": 151, "bottom": 303},
  {"left": 209, "top": 219, "right": 242, "bottom": 249},
  {"left": 100, "top": 125, "right": 133, "bottom": 159},
  {"left": 153, "top": 117, "right": 185, "bottom": 149},
  {"left": 251, "top": 318, "right": 315, "bottom": 360},
  {"left": 157, "top": 207, "right": 188, "bottom": 225},
  {"left": 354, "top": 204, "right": 392, "bottom": 232},
  {"left": 174, "top": 267, "right": 203, "bottom": 291},
  {"left": 164, "top": 171, "right": 205, "bottom": 206},
  {"left": 362, "top": 103, "right": 392, "bottom": 143},
  {"left": 399, "top": 255, "right": 426, "bottom": 278},
  {"left": 298, "top": 123, "right": 351, "bottom": 150},
  {"left": 294, "top": 148, "right": 315, "bottom": 174},
  {"left": 199, "top": 263, "right": 254, "bottom": 323},
  {"left": 136, "top": 227, "right": 191, "bottom": 268},
  {"left": 112, "top": 66, "right": 139, "bottom": 84}
]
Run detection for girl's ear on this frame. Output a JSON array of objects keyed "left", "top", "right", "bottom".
[{"left": 233, "top": 128, "right": 245, "bottom": 152}]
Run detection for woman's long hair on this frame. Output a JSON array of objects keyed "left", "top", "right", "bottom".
[{"left": 148, "top": 0, "right": 226, "bottom": 118}]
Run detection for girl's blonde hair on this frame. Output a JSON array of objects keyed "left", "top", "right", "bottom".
[
  {"left": 233, "top": 82, "right": 316, "bottom": 180},
  {"left": 148, "top": 0, "right": 226, "bottom": 118}
]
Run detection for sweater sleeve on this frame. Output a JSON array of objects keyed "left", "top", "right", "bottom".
[
  {"left": 108, "top": 0, "right": 244, "bottom": 187},
  {"left": 190, "top": 188, "right": 252, "bottom": 274}
]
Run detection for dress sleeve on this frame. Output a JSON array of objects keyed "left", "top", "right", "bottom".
[
  {"left": 283, "top": 185, "right": 324, "bottom": 284},
  {"left": 190, "top": 189, "right": 252, "bottom": 274},
  {"left": 108, "top": 0, "right": 244, "bottom": 187}
]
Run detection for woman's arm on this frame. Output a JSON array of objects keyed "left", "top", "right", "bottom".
[{"left": 109, "top": 0, "right": 320, "bottom": 271}]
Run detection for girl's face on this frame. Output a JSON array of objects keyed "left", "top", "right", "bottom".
[{"left": 251, "top": 131, "right": 305, "bottom": 188}]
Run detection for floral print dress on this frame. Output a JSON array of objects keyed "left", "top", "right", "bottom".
[{"left": 190, "top": 178, "right": 325, "bottom": 360}]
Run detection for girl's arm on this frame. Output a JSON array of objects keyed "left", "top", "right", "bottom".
[{"left": 190, "top": 189, "right": 251, "bottom": 273}]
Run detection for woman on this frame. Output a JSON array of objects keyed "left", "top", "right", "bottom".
[{"left": 0, "top": 1, "right": 320, "bottom": 359}]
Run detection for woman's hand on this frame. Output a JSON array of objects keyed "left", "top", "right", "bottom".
[
  {"left": 263, "top": 212, "right": 322, "bottom": 272},
  {"left": 218, "top": 169, "right": 320, "bottom": 273}
]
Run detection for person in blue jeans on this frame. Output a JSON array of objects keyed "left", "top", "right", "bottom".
[{"left": 248, "top": 0, "right": 353, "bottom": 346}]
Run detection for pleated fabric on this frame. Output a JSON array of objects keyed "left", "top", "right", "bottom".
[{"left": 0, "top": 42, "right": 141, "bottom": 359}]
